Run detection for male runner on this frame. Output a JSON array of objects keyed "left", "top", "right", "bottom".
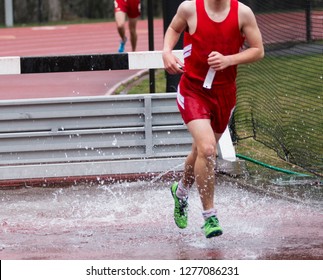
[
  {"left": 162, "top": 0, "right": 264, "bottom": 238},
  {"left": 114, "top": 0, "right": 141, "bottom": 52}
]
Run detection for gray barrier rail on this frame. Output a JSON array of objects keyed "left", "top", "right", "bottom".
[
  {"left": 0, "top": 93, "right": 243, "bottom": 183},
  {"left": 0, "top": 93, "right": 187, "bottom": 181}
]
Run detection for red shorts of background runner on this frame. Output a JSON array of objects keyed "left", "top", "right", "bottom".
[
  {"left": 114, "top": 0, "right": 141, "bottom": 18},
  {"left": 177, "top": 75, "right": 236, "bottom": 134}
]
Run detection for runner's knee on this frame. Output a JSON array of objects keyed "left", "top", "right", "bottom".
[{"left": 197, "top": 142, "right": 216, "bottom": 159}]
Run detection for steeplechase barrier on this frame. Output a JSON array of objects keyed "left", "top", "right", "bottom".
[
  {"left": 0, "top": 51, "right": 245, "bottom": 184},
  {"left": 0, "top": 51, "right": 183, "bottom": 75}
]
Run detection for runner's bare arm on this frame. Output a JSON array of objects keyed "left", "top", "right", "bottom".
[{"left": 162, "top": 1, "right": 195, "bottom": 74}]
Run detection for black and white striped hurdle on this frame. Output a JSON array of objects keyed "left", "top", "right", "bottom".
[{"left": 0, "top": 50, "right": 183, "bottom": 75}]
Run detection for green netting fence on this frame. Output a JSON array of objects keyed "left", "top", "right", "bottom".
[{"left": 233, "top": 0, "right": 323, "bottom": 177}]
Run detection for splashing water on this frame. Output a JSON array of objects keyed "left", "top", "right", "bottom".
[{"left": 0, "top": 176, "right": 321, "bottom": 260}]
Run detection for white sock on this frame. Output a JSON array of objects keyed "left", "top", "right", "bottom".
[
  {"left": 176, "top": 180, "right": 189, "bottom": 200},
  {"left": 202, "top": 208, "right": 217, "bottom": 220}
]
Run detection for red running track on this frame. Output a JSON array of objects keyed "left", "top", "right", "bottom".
[{"left": 0, "top": 20, "right": 164, "bottom": 100}]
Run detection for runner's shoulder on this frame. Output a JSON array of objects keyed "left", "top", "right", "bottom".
[
  {"left": 238, "top": 1, "right": 257, "bottom": 25},
  {"left": 178, "top": 0, "right": 196, "bottom": 18}
]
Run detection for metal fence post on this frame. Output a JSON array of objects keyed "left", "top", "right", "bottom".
[
  {"left": 163, "top": 0, "right": 184, "bottom": 92},
  {"left": 147, "top": 0, "right": 155, "bottom": 93},
  {"left": 4, "top": 0, "right": 14, "bottom": 27},
  {"left": 305, "top": 0, "right": 312, "bottom": 42}
]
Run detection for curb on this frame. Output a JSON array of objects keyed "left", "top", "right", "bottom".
[{"left": 105, "top": 69, "right": 149, "bottom": 95}]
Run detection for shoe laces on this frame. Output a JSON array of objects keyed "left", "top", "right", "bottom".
[
  {"left": 177, "top": 198, "right": 188, "bottom": 216},
  {"left": 204, "top": 216, "right": 219, "bottom": 229}
]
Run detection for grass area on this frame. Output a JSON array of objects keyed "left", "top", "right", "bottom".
[
  {"left": 114, "top": 53, "right": 322, "bottom": 177},
  {"left": 235, "top": 53, "right": 322, "bottom": 176},
  {"left": 115, "top": 70, "right": 167, "bottom": 94},
  {"left": 234, "top": 137, "right": 311, "bottom": 176}
]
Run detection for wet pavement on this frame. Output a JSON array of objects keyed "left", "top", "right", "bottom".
[{"left": 0, "top": 174, "right": 322, "bottom": 260}]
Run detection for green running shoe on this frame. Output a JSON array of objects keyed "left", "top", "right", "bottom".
[
  {"left": 171, "top": 182, "right": 188, "bottom": 229},
  {"left": 202, "top": 216, "right": 223, "bottom": 238}
]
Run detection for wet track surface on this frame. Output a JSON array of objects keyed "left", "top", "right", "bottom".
[{"left": 1, "top": 175, "right": 322, "bottom": 260}]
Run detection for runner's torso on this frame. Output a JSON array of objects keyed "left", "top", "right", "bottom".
[{"left": 183, "top": 0, "right": 244, "bottom": 86}]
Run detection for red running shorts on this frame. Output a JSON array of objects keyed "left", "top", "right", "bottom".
[
  {"left": 114, "top": 0, "right": 141, "bottom": 18},
  {"left": 177, "top": 75, "right": 236, "bottom": 134}
]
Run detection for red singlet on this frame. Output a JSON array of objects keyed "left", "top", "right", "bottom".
[
  {"left": 114, "top": 0, "right": 141, "bottom": 18},
  {"left": 178, "top": 0, "right": 245, "bottom": 133}
]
